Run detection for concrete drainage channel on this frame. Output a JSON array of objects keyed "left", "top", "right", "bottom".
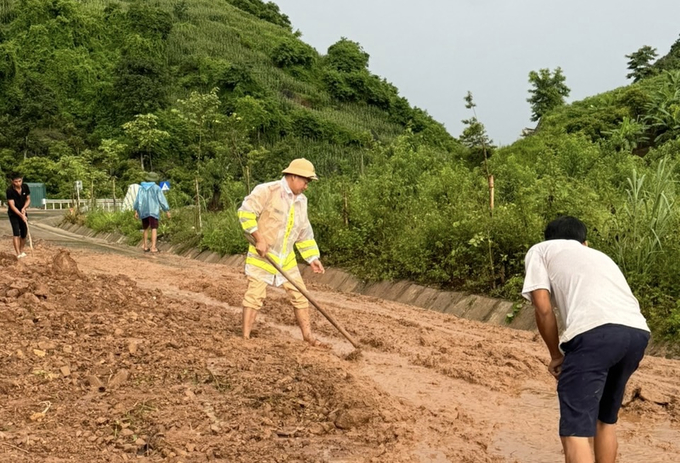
[{"left": 49, "top": 218, "right": 537, "bottom": 333}]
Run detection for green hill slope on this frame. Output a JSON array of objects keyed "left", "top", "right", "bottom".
[{"left": 0, "top": 0, "right": 454, "bottom": 196}]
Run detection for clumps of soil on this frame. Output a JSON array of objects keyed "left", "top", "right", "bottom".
[
  {"left": 411, "top": 341, "right": 547, "bottom": 392},
  {"left": 178, "top": 278, "right": 242, "bottom": 306},
  {"left": 0, "top": 251, "right": 18, "bottom": 265},
  {"left": 623, "top": 378, "right": 680, "bottom": 420},
  {"left": 0, "top": 246, "right": 414, "bottom": 462},
  {"left": 52, "top": 249, "right": 82, "bottom": 276},
  {"left": 343, "top": 349, "right": 364, "bottom": 362},
  {"left": 261, "top": 295, "right": 300, "bottom": 326}
]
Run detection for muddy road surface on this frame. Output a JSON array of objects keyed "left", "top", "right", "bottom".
[{"left": 1, "top": 212, "right": 679, "bottom": 462}]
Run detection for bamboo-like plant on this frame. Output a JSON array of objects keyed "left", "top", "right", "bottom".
[{"left": 613, "top": 157, "right": 677, "bottom": 277}]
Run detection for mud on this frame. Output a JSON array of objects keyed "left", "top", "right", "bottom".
[{"left": 1, "top": 241, "right": 679, "bottom": 462}]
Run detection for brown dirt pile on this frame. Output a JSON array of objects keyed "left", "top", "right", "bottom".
[{"left": 0, "top": 247, "right": 415, "bottom": 462}]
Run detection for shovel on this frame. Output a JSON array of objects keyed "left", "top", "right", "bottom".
[
  {"left": 245, "top": 234, "right": 360, "bottom": 349},
  {"left": 26, "top": 218, "right": 34, "bottom": 256}
]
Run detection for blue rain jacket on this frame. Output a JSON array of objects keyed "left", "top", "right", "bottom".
[{"left": 133, "top": 182, "right": 170, "bottom": 219}]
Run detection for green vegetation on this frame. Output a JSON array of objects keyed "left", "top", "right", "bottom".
[
  {"left": 626, "top": 45, "right": 658, "bottom": 82},
  {"left": 4, "top": 1, "right": 680, "bottom": 340},
  {"left": 527, "top": 67, "right": 571, "bottom": 122}
]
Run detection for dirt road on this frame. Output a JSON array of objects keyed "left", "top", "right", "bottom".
[{"left": 1, "top": 214, "right": 679, "bottom": 462}]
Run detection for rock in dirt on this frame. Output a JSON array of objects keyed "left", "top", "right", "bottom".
[
  {"left": 639, "top": 386, "right": 672, "bottom": 405},
  {"left": 276, "top": 427, "right": 303, "bottom": 437},
  {"left": 127, "top": 340, "right": 138, "bottom": 355},
  {"left": 19, "top": 292, "right": 40, "bottom": 306},
  {"left": 33, "top": 283, "right": 50, "bottom": 298},
  {"left": 38, "top": 341, "right": 56, "bottom": 351},
  {"left": 107, "top": 369, "right": 129, "bottom": 389},
  {"left": 52, "top": 250, "right": 82, "bottom": 276},
  {"left": 87, "top": 375, "right": 106, "bottom": 392},
  {"left": 10, "top": 280, "right": 30, "bottom": 291},
  {"left": 6, "top": 289, "right": 20, "bottom": 298},
  {"left": 333, "top": 409, "right": 372, "bottom": 430}
]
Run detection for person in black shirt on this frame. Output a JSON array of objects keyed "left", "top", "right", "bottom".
[{"left": 6, "top": 173, "right": 31, "bottom": 259}]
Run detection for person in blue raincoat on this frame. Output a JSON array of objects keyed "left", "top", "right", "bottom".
[{"left": 133, "top": 172, "right": 170, "bottom": 253}]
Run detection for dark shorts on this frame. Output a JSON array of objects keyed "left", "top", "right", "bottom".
[
  {"left": 8, "top": 214, "right": 27, "bottom": 238},
  {"left": 141, "top": 217, "right": 159, "bottom": 230},
  {"left": 557, "top": 323, "right": 650, "bottom": 437}
]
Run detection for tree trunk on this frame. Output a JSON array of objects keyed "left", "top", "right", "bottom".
[
  {"left": 195, "top": 176, "right": 202, "bottom": 230},
  {"left": 488, "top": 175, "right": 495, "bottom": 211},
  {"left": 208, "top": 184, "right": 222, "bottom": 212}
]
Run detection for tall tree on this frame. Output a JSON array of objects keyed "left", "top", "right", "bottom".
[
  {"left": 462, "top": 91, "right": 496, "bottom": 288},
  {"left": 174, "top": 88, "right": 223, "bottom": 226},
  {"left": 626, "top": 45, "right": 658, "bottom": 82},
  {"left": 122, "top": 114, "right": 169, "bottom": 171},
  {"left": 527, "top": 67, "right": 570, "bottom": 121}
]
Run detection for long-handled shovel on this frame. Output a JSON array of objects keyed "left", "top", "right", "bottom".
[
  {"left": 246, "top": 234, "right": 360, "bottom": 349},
  {"left": 25, "top": 218, "right": 34, "bottom": 256}
]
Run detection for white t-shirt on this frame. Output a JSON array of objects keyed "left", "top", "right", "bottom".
[{"left": 522, "top": 239, "right": 649, "bottom": 345}]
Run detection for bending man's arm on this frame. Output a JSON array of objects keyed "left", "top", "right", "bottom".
[
  {"left": 531, "top": 289, "right": 563, "bottom": 378},
  {"left": 238, "top": 186, "right": 268, "bottom": 257}
]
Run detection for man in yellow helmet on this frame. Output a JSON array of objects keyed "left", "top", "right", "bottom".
[{"left": 237, "top": 158, "right": 327, "bottom": 347}]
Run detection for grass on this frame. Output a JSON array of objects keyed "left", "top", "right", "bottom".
[
  {"left": 81, "top": 205, "right": 248, "bottom": 256},
  {"left": 84, "top": 209, "right": 143, "bottom": 245}
]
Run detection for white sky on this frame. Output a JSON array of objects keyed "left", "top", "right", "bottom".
[{"left": 274, "top": 0, "right": 680, "bottom": 145}]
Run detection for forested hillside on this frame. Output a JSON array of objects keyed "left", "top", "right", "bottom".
[
  {"left": 3, "top": 0, "right": 680, "bottom": 340},
  {"left": 0, "top": 0, "right": 454, "bottom": 198}
]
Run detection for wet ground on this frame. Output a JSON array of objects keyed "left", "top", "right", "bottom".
[{"left": 1, "top": 210, "right": 679, "bottom": 462}]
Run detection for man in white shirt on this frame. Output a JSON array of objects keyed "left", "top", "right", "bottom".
[{"left": 522, "top": 216, "right": 650, "bottom": 463}]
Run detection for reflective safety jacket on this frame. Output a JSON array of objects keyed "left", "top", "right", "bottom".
[{"left": 238, "top": 177, "right": 320, "bottom": 286}]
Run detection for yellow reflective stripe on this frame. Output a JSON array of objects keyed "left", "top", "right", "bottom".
[
  {"left": 296, "top": 240, "right": 316, "bottom": 249},
  {"left": 246, "top": 256, "right": 277, "bottom": 274},
  {"left": 240, "top": 219, "right": 257, "bottom": 230},
  {"left": 238, "top": 211, "right": 257, "bottom": 220},
  {"left": 248, "top": 246, "right": 294, "bottom": 269},
  {"left": 282, "top": 261, "right": 298, "bottom": 271},
  {"left": 249, "top": 246, "right": 278, "bottom": 264},
  {"left": 282, "top": 254, "right": 298, "bottom": 271},
  {"left": 283, "top": 252, "right": 296, "bottom": 266},
  {"left": 300, "top": 248, "right": 319, "bottom": 259},
  {"left": 281, "top": 205, "right": 295, "bottom": 257}
]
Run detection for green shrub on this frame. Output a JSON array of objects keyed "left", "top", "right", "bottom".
[
  {"left": 200, "top": 207, "right": 248, "bottom": 254},
  {"left": 225, "top": 0, "right": 291, "bottom": 29},
  {"left": 85, "top": 209, "right": 142, "bottom": 245},
  {"left": 270, "top": 38, "right": 315, "bottom": 69},
  {"left": 326, "top": 38, "right": 369, "bottom": 73}
]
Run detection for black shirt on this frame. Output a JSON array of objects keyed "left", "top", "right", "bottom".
[{"left": 6, "top": 184, "right": 30, "bottom": 216}]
